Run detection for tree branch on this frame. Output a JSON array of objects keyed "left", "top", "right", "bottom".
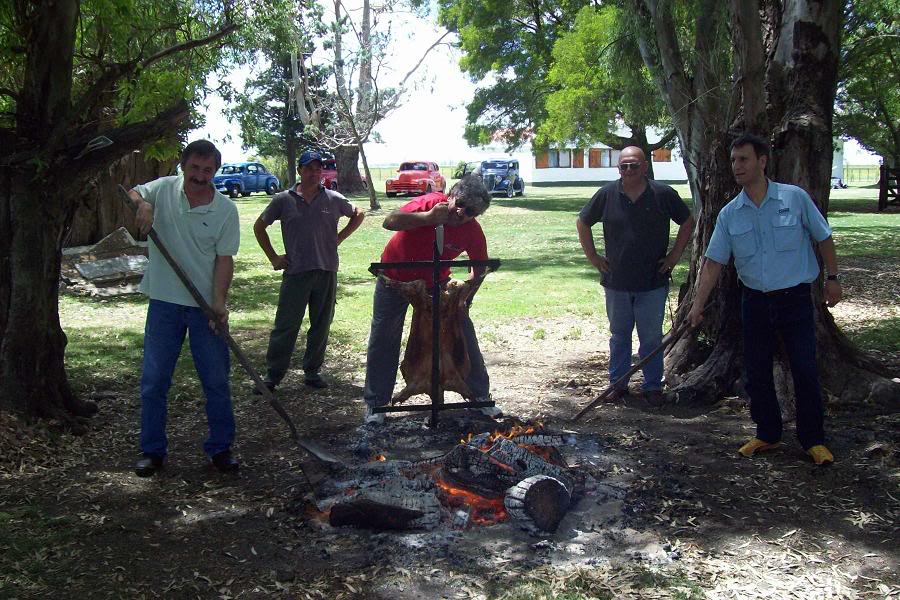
[
  {"left": 140, "top": 22, "right": 239, "bottom": 70},
  {"left": 397, "top": 30, "right": 452, "bottom": 89},
  {"left": 72, "top": 22, "right": 239, "bottom": 125}
]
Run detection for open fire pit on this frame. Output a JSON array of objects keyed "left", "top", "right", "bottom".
[{"left": 314, "top": 425, "right": 583, "bottom": 533}]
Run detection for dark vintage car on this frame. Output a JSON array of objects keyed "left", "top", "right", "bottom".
[
  {"left": 476, "top": 159, "right": 524, "bottom": 197},
  {"left": 386, "top": 161, "right": 447, "bottom": 197},
  {"left": 213, "top": 162, "right": 280, "bottom": 198}
]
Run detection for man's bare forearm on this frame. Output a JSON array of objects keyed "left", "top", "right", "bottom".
[
  {"left": 383, "top": 210, "right": 433, "bottom": 231},
  {"left": 213, "top": 255, "right": 234, "bottom": 308},
  {"left": 338, "top": 209, "right": 365, "bottom": 244}
]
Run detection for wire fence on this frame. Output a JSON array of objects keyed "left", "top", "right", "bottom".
[{"left": 843, "top": 165, "right": 881, "bottom": 185}]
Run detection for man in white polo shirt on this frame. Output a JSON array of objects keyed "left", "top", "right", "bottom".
[
  {"left": 128, "top": 140, "right": 241, "bottom": 476},
  {"left": 688, "top": 133, "right": 842, "bottom": 466}
]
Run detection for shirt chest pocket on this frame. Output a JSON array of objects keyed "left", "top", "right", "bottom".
[
  {"left": 772, "top": 213, "right": 801, "bottom": 251},
  {"left": 728, "top": 220, "right": 756, "bottom": 258}
]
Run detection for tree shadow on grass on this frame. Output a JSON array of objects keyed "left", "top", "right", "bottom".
[{"left": 831, "top": 225, "right": 900, "bottom": 258}]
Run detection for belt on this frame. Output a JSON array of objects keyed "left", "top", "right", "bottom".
[{"left": 742, "top": 282, "right": 810, "bottom": 297}]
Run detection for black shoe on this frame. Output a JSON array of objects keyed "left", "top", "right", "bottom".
[
  {"left": 251, "top": 380, "right": 277, "bottom": 395},
  {"left": 211, "top": 450, "right": 239, "bottom": 473},
  {"left": 134, "top": 454, "right": 164, "bottom": 477},
  {"left": 304, "top": 377, "right": 328, "bottom": 389}
]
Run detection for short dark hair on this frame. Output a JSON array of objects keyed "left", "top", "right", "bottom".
[
  {"left": 730, "top": 133, "right": 770, "bottom": 159},
  {"left": 449, "top": 174, "right": 491, "bottom": 216},
  {"left": 181, "top": 140, "right": 222, "bottom": 170}
]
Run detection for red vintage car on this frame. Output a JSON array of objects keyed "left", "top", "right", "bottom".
[
  {"left": 321, "top": 158, "right": 339, "bottom": 190},
  {"left": 385, "top": 161, "right": 446, "bottom": 197}
]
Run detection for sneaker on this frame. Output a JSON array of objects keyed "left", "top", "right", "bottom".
[
  {"left": 251, "top": 380, "right": 276, "bottom": 396},
  {"left": 738, "top": 437, "right": 781, "bottom": 457},
  {"left": 364, "top": 407, "right": 385, "bottom": 425},
  {"left": 472, "top": 395, "right": 503, "bottom": 418},
  {"left": 479, "top": 406, "right": 503, "bottom": 418},
  {"left": 807, "top": 444, "right": 834, "bottom": 466}
]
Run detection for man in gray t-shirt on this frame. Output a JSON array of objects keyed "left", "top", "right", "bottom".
[{"left": 254, "top": 151, "right": 364, "bottom": 390}]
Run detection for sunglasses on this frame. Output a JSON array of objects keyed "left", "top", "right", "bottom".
[{"left": 618, "top": 162, "right": 643, "bottom": 172}]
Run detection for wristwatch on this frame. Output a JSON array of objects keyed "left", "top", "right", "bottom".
[{"left": 826, "top": 273, "right": 840, "bottom": 281}]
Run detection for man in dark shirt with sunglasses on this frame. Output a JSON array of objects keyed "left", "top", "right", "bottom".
[
  {"left": 577, "top": 146, "right": 694, "bottom": 405},
  {"left": 362, "top": 175, "right": 496, "bottom": 424}
]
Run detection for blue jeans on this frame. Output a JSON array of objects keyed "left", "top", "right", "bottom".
[
  {"left": 363, "top": 277, "right": 490, "bottom": 408},
  {"left": 604, "top": 285, "right": 668, "bottom": 391},
  {"left": 741, "top": 283, "right": 824, "bottom": 450},
  {"left": 140, "top": 299, "right": 234, "bottom": 458}
]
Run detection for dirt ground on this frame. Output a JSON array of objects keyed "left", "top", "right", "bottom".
[{"left": 2, "top": 281, "right": 899, "bottom": 598}]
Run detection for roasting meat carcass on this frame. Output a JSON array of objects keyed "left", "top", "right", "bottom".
[{"left": 383, "top": 274, "right": 485, "bottom": 404}]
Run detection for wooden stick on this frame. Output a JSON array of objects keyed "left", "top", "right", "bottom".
[{"left": 571, "top": 319, "right": 694, "bottom": 422}]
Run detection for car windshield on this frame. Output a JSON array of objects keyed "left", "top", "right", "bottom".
[
  {"left": 323, "top": 160, "right": 337, "bottom": 170},
  {"left": 481, "top": 160, "right": 511, "bottom": 171},
  {"left": 399, "top": 162, "right": 429, "bottom": 171},
  {"left": 218, "top": 165, "right": 240, "bottom": 175}
]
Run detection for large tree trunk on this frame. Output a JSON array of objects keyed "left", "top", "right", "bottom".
[
  {"left": 335, "top": 145, "right": 368, "bottom": 193},
  {"left": 0, "top": 169, "right": 98, "bottom": 426},
  {"left": 640, "top": 0, "right": 897, "bottom": 408},
  {"left": 631, "top": 0, "right": 744, "bottom": 403},
  {"left": 67, "top": 153, "right": 173, "bottom": 246}
]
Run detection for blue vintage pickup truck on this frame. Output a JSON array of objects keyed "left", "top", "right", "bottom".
[{"left": 212, "top": 162, "right": 280, "bottom": 198}]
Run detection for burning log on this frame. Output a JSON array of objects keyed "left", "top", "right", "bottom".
[
  {"left": 504, "top": 475, "right": 571, "bottom": 532},
  {"left": 440, "top": 442, "right": 519, "bottom": 496},
  {"left": 383, "top": 276, "right": 483, "bottom": 403},
  {"left": 485, "top": 438, "right": 576, "bottom": 494}
]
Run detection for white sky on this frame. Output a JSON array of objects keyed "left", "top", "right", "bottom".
[
  {"left": 189, "top": 6, "right": 881, "bottom": 168},
  {"left": 191, "top": 6, "right": 482, "bottom": 166}
]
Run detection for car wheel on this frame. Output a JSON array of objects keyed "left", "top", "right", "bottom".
[
  {"left": 386, "top": 191, "right": 397, "bottom": 198},
  {"left": 228, "top": 185, "right": 240, "bottom": 199},
  {"left": 506, "top": 183, "right": 514, "bottom": 198},
  {"left": 329, "top": 181, "right": 338, "bottom": 191},
  {"left": 266, "top": 181, "right": 278, "bottom": 195},
  {"left": 426, "top": 184, "right": 433, "bottom": 194},
  {"left": 516, "top": 180, "right": 525, "bottom": 197}
]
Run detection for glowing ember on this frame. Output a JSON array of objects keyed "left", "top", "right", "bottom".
[{"left": 434, "top": 475, "right": 507, "bottom": 524}]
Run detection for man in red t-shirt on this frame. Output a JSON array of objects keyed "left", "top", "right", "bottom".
[{"left": 363, "top": 175, "right": 497, "bottom": 424}]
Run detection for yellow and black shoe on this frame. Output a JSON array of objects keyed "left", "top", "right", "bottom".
[
  {"left": 738, "top": 437, "right": 781, "bottom": 457},
  {"left": 806, "top": 445, "right": 834, "bottom": 466}
]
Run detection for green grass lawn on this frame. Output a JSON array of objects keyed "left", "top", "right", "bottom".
[{"left": 59, "top": 183, "right": 898, "bottom": 395}]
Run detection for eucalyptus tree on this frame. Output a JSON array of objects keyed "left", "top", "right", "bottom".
[
  {"left": 629, "top": 0, "right": 894, "bottom": 406},
  {"left": 0, "top": 0, "right": 240, "bottom": 426}
]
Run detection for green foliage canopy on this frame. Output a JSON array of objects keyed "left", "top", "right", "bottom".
[
  {"left": 836, "top": 0, "right": 900, "bottom": 165},
  {"left": 0, "top": 0, "right": 242, "bottom": 166},
  {"left": 538, "top": 5, "right": 670, "bottom": 151}
]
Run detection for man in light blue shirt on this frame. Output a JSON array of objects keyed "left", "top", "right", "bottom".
[
  {"left": 128, "top": 140, "right": 241, "bottom": 477},
  {"left": 688, "top": 133, "right": 842, "bottom": 466}
]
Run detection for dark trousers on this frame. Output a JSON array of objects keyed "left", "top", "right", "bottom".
[
  {"left": 741, "top": 283, "right": 825, "bottom": 450},
  {"left": 265, "top": 270, "right": 337, "bottom": 384}
]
